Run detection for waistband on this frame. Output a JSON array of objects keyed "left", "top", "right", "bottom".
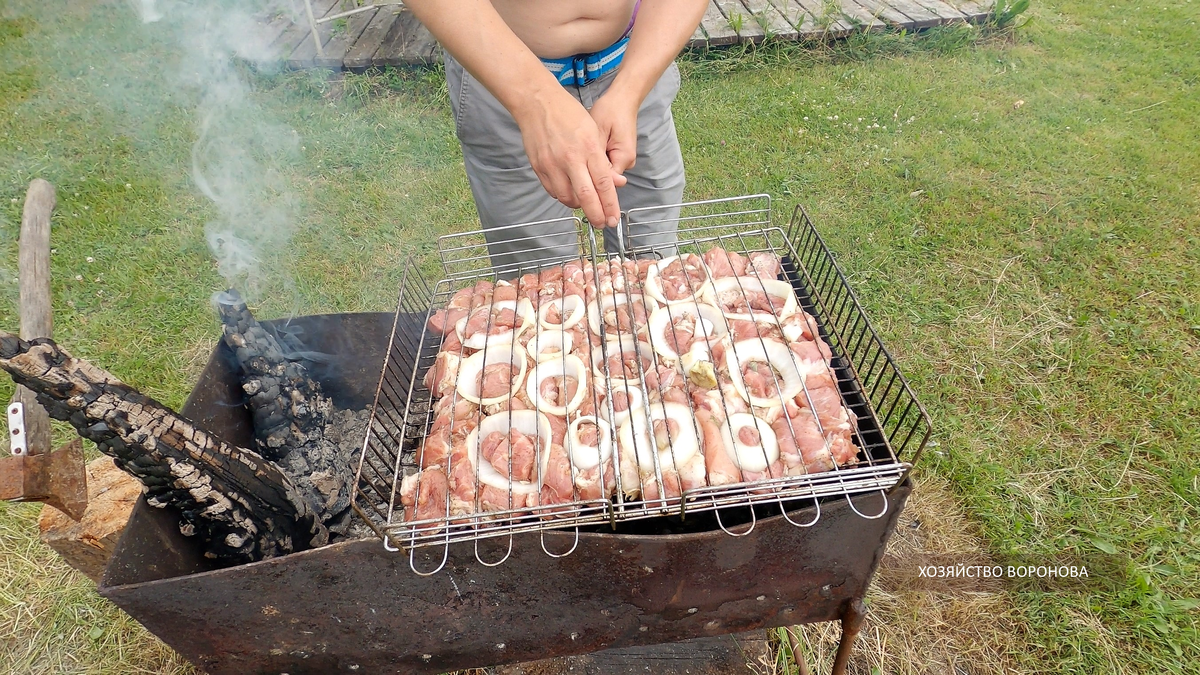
[{"left": 540, "top": 36, "right": 630, "bottom": 88}]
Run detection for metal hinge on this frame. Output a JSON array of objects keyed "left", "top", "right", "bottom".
[{"left": 8, "top": 402, "right": 27, "bottom": 456}]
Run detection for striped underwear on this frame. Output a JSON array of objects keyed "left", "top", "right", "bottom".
[{"left": 540, "top": 0, "right": 641, "bottom": 87}]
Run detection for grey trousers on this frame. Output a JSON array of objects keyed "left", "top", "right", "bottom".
[{"left": 445, "top": 51, "right": 686, "bottom": 273}]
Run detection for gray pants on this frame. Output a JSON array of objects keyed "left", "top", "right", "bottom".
[{"left": 445, "top": 52, "right": 686, "bottom": 273}]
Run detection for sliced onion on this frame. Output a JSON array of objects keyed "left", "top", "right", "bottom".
[
  {"left": 591, "top": 335, "right": 654, "bottom": 390},
  {"left": 596, "top": 381, "right": 643, "bottom": 428},
  {"left": 617, "top": 402, "right": 699, "bottom": 474},
  {"left": 455, "top": 342, "right": 528, "bottom": 406},
  {"left": 586, "top": 292, "right": 659, "bottom": 338},
  {"left": 567, "top": 415, "right": 612, "bottom": 470},
  {"left": 719, "top": 413, "right": 780, "bottom": 472},
  {"left": 525, "top": 354, "right": 588, "bottom": 417},
  {"left": 644, "top": 254, "right": 714, "bottom": 307},
  {"left": 537, "top": 295, "right": 585, "bottom": 330},
  {"left": 463, "top": 410, "right": 553, "bottom": 495},
  {"left": 454, "top": 298, "right": 536, "bottom": 350},
  {"left": 725, "top": 339, "right": 804, "bottom": 408},
  {"left": 711, "top": 277, "right": 798, "bottom": 322},
  {"left": 646, "top": 304, "right": 728, "bottom": 362},
  {"left": 526, "top": 328, "right": 574, "bottom": 362},
  {"left": 781, "top": 310, "right": 821, "bottom": 343}
]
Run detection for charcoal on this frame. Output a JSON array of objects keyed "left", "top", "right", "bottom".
[{"left": 215, "top": 289, "right": 369, "bottom": 539}]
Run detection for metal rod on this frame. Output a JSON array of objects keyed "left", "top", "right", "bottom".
[
  {"left": 316, "top": 4, "right": 381, "bottom": 24},
  {"left": 301, "top": 0, "right": 325, "bottom": 58}
]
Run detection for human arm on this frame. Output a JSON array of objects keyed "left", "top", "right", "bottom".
[
  {"left": 404, "top": 0, "right": 623, "bottom": 227},
  {"left": 588, "top": 0, "right": 709, "bottom": 174}
]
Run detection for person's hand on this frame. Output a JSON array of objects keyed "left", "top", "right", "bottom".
[
  {"left": 589, "top": 90, "right": 640, "bottom": 179},
  {"left": 514, "top": 88, "right": 625, "bottom": 228}
]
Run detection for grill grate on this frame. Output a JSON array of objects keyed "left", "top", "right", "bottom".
[{"left": 352, "top": 195, "right": 930, "bottom": 574}]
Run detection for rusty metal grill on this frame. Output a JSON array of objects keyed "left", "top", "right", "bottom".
[{"left": 352, "top": 195, "right": 930, "bottom": 574}]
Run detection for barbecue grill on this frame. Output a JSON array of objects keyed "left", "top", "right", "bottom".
[
  {"left": 99, "top": 196, "right": 930, "bottom": 675},
  {"left": 353, "top": 195, "right": 927, "bottom": 571}
]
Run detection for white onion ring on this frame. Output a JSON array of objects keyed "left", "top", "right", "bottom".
[
  {"left": 591, "top": 335, "right": 654, "bottom": 390},
  {"left": 454, "top": 298, "right": 536, "bottom": 350},
  {"left": 567, "top": 415, "right": 612, "bottom": 470},
  {"left": 725, "top": 339, "right": 805, "bottom": 408},
  {"left": 525, "top": 354, "right": 588, "bottom": 417},
  {"left": 537, "top": 295, "right": 585, "bottom": 330},
  {"left": 464, "top": 410, "right": 553, "bottom": 495},
  {"left": 644, "top": 254, "right": 715, "bottom": 307},
  {"left": 454, "top": 342, "right": 528, "bottom": 406},
  {"left": 586, "top": 293, "right": 659, "bottom": 338},
  {"left": 617, "top": 402, "right": 699, "bottom": 473},
  {"left": 719, "top": 413, "right": 780, "bottom": 472},
  {"left": 712, "top": 277, "right": 798, "bottom": 322},
  {"left": 596, "top": 381, "right": 643, "bottom": 428},
  {"left": 526, "top": 328, "right": 574, "bottom": 362},
  {"left": 646, "top": 304, "right": 729, "bottom": 362}
]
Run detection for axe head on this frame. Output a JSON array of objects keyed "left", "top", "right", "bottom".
[{"left": 0, "top": 439, "right": 89, "bottom": 521}]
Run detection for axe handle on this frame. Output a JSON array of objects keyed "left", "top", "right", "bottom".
[{"left": 14, "top": 179, "right": 54, "bottom": 455}]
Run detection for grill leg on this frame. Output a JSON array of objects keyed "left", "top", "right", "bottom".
[{"left": 831, "top": 597, "right": 867, "bottom": 675}]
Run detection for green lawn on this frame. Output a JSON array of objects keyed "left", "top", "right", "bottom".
[{"left": 1, "top": 0, "right": 1198, "bottom": 673}]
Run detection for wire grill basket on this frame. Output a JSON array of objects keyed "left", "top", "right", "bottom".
[{"left": 352, "top": 195, "right": 930, "bottom": 574}]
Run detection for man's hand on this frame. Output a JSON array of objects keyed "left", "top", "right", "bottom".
[
  {"left": 589, "top": 90, "right": 641, "bottom": 178},
  {"left": 515, "top": 87, "right": 625, "bottom": 228}
]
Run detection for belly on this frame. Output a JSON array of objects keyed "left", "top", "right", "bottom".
[{"left": 491, "top": 0, "right": 638, "bottom": 59}]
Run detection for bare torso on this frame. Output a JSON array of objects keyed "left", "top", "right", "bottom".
[{"left": 490, "top": 0, "right": 638, "bottom": 59}]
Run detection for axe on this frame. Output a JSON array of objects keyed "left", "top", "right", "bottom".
[{"left": 0, "top": 179, "right": 88, "bottom": 520}]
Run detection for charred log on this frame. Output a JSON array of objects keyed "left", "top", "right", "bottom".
[
  {"left": 214, "top": 290, "right": 332, "bottom": 458},
  {"left": 215, "top": 289, "right": 358, "bottom": 535},
  {"left": 0, "top": 331, "right": 328, "bottom": 563}
]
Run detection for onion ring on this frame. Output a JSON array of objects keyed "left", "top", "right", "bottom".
[{"left": 464, "top": 410, "right": 553, "bottom": 495}]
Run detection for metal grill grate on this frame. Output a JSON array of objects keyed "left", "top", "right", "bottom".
[{"left": 352, "top": 195, "right": 930, "bottom": 574}]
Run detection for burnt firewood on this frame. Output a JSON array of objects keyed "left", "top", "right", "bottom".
[
  {"left": 214, "top": 289, "right": 358, "bottom": 535},
  {"left": 0, "top": 331, "right": 328, "bottom": 563},
  {"left": 214, "top": 290, "right": 332, "bottom": 459}
]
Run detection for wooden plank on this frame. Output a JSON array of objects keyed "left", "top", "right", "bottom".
[
  {"left": 688, "top": 22, "right": 708, "bottom": 49},
  {"left": 874, "top": 0, "right": 945, "bottom": 27},
  {"left": 847, "top": 0, "right": 918, "bottom": 26},
  {"left": 257, "top": 9, "right": 300, "bottom": 49},
  {"left": 768, "top": 0, "right": 820, "bottom": 33},
  {"left": 493, "top": 632, "right": 770, "bottom": 675},
  {"left": 833, "top": 0, "right": 889, "bottom": 30},
  {"left": 946, "top": 0, "right": 995, "bottom": 21},
  {"left": 791, "top": 0, "right": 856, "bottom": 36},
  {"left": 313, "top": 7, "right": 380, "bottom": 69},
  {"left": 909, "top": 0, "right": 971, "bottom": 21},
  {"left": 712, "top": 0, "right": 766, "bottom": 42},
  {"left": 699, "top": 2, "right": 739, "bottom": 46},
  {"left": 739, "top": 0, "right": 800, "bottom": 39},
  {"left": 343, "top": 6, "right": 401, "bottom": 69},
  {"left": 274, "top": 0, "right": 338, "bottom": 63},
  {"left": 288, "top": 0, "right": 346, "bottom": 67},
  {"left": 372, "top": 7, "right": 440, "bottom": 66}
]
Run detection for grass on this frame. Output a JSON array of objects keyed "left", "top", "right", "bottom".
[{"left": 1, "top": 0, "right": 1198, "bottom": 672}]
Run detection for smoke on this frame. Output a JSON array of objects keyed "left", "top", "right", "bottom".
[
  {"left": 129, "top": 0, "right": 163, "bottom": 23},
  {"left": 132, "top": 0, "right": 306, "bottom": 305}
]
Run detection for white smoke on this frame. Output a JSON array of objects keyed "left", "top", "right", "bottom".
[
  {"left": 130, "top": 0, "right": 164, "bottom": 23},
  {"left": 133, "top": 0, "right": 306, "bottom": 305}
]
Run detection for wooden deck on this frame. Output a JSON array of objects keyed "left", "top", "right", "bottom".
[{"left": 266, "top": 0, "right": 994, "bottom": 70}]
